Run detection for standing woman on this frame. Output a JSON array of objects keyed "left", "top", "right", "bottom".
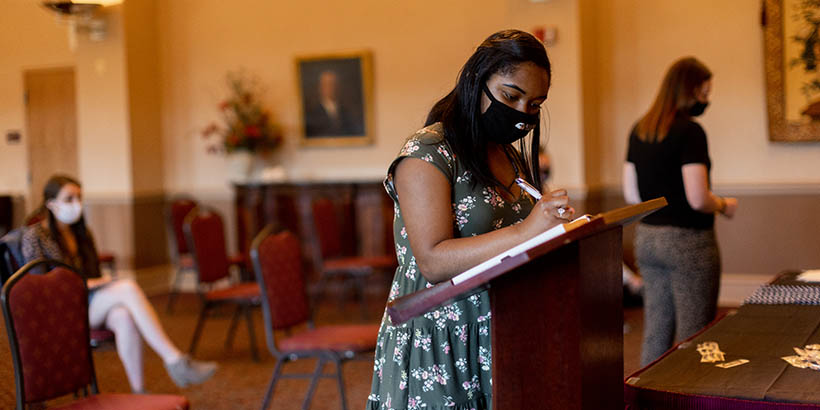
[
  {"left": 21, "top": 175, "right": 218, "bottom": 393},
  {"left": 623, "top": 57, "right": 738, "bottom": 366},
  {"left": 368, "top": 30, "right": 573, "bottom": 409}
]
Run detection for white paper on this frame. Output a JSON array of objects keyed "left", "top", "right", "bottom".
[
  {"left": 797, "top": 269, "right": 820, "bottom": 283},
  {"left": 451, "top": 224, "right": 568, "bottom": 286}
]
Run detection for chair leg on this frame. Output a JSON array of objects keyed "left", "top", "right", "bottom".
[
  {"left": 166, "top": 268, "right": 185, "bottom": 314},
  {"left": 313, "top": 272, "right": 328, "bottom": 303},
  {"left": 335, "top": 359, "right": 348, "bottom": 410},
  {"left": 244, "top": 304, "right": 260, "bottom": 362},
  {"left": 166, "top": 289, "right": 178, "bottom": 314},
  {"left": 188, "top": 302, "right": 211, "bottom": 355},
  {"left": 224, "top": 305, "right": 243, "bottom": 352},
  {"left": 302, "top": 357, "right": 325, "bottom": 410},
  {"left": 261, "top": 359, "right": 285, "bottom": 410},
  {"left": 354, "top": 274, "right": 368, "bottom": 321}
]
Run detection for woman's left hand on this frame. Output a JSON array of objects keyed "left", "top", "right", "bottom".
[{"left": 87, "top": 274, "right": 113, "bottom": 290}]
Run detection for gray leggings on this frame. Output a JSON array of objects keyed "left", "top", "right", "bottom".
[{"left": 636, "top": 223, "right": 721, "bottom": 366}]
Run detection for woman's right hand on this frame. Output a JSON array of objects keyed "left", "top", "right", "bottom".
[
  {"left": 721, "top": 197, "right": 738, "bottom": 218},
  {"left": 518, "top": 189, "right": 574, "bottom": 239}
]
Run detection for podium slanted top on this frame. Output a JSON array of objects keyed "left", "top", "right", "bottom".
[{"left": 386, "top": 197, "right": 667, "bottom": 325}]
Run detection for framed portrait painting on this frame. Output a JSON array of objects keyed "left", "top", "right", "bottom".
[
  {"left": 764, "top": 0, "right": 820, "bottom": 141},
  {"left": 296, "top": 51, "right": 374, "bottom": 147}
]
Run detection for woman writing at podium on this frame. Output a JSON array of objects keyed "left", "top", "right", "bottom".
[
  {"left": 623, "top": 57, "right": 738, "bottom": 366},
  {"left": 368, "top": 30, "right": 572, "bottom": 410}
]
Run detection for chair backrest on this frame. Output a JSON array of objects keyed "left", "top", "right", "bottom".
[
  {"left": 311, "top": 198, "right": 344, "bottom": 261},
  {"left": 0, "top": 228, "right": 25, "bottom": 286},
  {"left": 0, "top": 242, "right": 13, "bottom": 287},
  {"left": 1, "top": 259, "right": 98, "bottom": 408},
  {"left": 250, "top": 227, "right": 310, "bottom": 354},
  {"left": 184, "top": 207, "right": 230, "bottom": 284},
  {"left": 166, "top": 197, "right": 197, "bottom": 259}
]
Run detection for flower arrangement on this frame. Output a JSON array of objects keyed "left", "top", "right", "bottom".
[{"left": 202, "top": 71, "right": 283, "bottom": 154}]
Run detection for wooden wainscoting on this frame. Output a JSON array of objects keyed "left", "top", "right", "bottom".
[{"left": 583, "top": 184, "right": 820, "bottom": 305}]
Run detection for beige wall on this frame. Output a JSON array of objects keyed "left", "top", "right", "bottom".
[
  {"left": 0, "top": 1, "right": 74, "bottom": 196},
  {"left": 1, "top": 2, "right": 136, "bottom": 200},
  {"left": 74, "top": 4, "right": 133, "bottom": 198},
  {"left": 124, "top": 0, "right": 164, "bottom": 196},
  {"left": 158, "top": 0, "right": 586, "bottom": 196},
  {"left": 588, "top": 0, "right": 820, "bottom": 189},
  {"left": 5, "top": 0, "right": 818, "bottom": 197},
  {"left": 3, "top": 0, "right": 818, "bottom": 272}
]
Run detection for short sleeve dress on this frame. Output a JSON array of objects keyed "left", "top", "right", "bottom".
[{"left": 367, "top": 122, "right": 536, "bottom": 410}]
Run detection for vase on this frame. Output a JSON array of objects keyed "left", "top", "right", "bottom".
[
  {"left": 256, "top": 164, "right": 287, "bottom": 183},
  {"left": 226, "top": 151, "right": 253, "bottom": 183}
]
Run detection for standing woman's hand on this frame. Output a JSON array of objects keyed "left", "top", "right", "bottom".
[
  {"left": 517, "top": 188, "right": 575, "bottom": 239},
  {"left": 719, "top": 197, "right": 738, "bottom": 218}
]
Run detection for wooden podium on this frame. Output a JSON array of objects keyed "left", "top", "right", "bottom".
[{"left": 387, "top": 198, "right": 666, "bottom": 409}]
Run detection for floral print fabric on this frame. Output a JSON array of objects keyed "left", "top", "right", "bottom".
[{"left": 367, "top": 123, "right": 535, "bottom": 410}]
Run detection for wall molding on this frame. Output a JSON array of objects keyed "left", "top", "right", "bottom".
[
  {"left": 584, "top": 182, "right": 820, "bottom": 199},
  {"left": 713, "top": 182, "right": 820, "bottom": 196},
  {"left": 718, "top": 272, "right": 779, "bottom": 307}
]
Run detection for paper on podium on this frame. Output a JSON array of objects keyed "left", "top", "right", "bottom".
[
  {"left": 451, "top": 215, "right": 592, "bottom": 286},
  {"left": 797, "top": 269, "right": 820, "bottom": 282}
]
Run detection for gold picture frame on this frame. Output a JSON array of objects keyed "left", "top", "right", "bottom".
[
  {"left": 295, "top": 51, "right": 374, "bottom": 147},
  {"left": 764, "top": 0, "right": 820, "bottom": 141}
]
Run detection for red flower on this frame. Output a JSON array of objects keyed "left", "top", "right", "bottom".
[
  {"left": 204, "top": 72, "right": 284, "bottom": 155},
  {"left": 245, "top": 125, "right": 261, "bottom": 138}
]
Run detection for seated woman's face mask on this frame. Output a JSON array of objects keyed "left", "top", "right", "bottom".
[{"left": 49, "top": 199, "right": 83, "bottom": 225}]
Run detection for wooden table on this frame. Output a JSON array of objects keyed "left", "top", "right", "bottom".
[
  {"left": 625, "top": 272, "right": 820, "bottom": 409},
  {"left": 233, "top": 180, "right": 393, "bottom": 276}
]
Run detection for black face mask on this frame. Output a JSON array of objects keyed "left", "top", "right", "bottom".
[
  {"left": 480, "top": 85, "right": 539, "bottom": 144},
  {"left": 689, "top": 101, "right": 709, "bottom": 117}
]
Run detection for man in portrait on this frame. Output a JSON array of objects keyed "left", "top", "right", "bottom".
[{"left": 304, "top": 70, "right": 360, "bottom": 137}]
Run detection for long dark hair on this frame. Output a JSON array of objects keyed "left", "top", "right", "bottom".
[
  {"left": 42, "top": 174, "right": 100, "bottom": 278},
  {"left": 636, "top": 57, "right": 712, "bottom": 143},
  {"left": 425, "top": 29, "right": 551, "bottom": 191}
]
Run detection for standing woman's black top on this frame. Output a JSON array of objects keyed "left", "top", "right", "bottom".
[{"left": 627, "top": 115, "right": 714, "bottom": 230}]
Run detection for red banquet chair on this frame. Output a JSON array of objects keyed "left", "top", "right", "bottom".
[
  {"left": 184, "top": 206, "right": 261, "bottom": 361},
  {"left": 164, "top": 197, "right": 198, "bottom": 313},
  {"left": 1, "top": 259, "right": 189, "bottom": 410},
  {"left": 250, "top": 226, "right": 379, "bottom": 410},
  {"left": 0, "top": 229, "right": 115, "bottom": 349},
  {"left": 311, "top": 198, "right": 396, "bottom": 316}
]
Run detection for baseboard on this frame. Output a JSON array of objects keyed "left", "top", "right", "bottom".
[{"left": 718, "top": 272, "right": 777, "bottom": 307}]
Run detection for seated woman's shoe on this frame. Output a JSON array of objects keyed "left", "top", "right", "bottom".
[{"left": 164, "top": 355, "right": 218, "bottom": 388}]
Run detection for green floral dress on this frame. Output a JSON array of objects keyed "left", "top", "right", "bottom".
[{"left": 367, "top": 123, "right": 536, "bottom": 410}]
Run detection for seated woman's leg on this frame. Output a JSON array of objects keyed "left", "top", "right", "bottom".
[
  {"left": 88, "top": 278, "right": 217, "bottom": 388},
  {"left": 103, "top": 306, "right": 144, "bottom": 392},
  {"left": 89, "top": 279, "right": 182, "bottom": 365}
]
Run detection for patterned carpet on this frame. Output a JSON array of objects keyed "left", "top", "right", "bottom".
[{"left": 0, "top": 281, "right": 656, "bottom": 409}]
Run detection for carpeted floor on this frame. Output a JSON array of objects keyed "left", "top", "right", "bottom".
[{"left": 0, "top": 275, "right": 712, "bottom": 409}]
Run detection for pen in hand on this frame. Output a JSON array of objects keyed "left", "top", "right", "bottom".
[{"left": 515, "top": 177, "right": 566, "bottom": 218}]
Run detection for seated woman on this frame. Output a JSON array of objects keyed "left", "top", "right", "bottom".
[{"left": 21, "top": 174, "right": 217, "bottom": 393}]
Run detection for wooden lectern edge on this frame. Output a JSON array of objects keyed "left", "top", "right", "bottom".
[
  {"left": 386, "top": 198, "right": 666, "bottom": 325},
  {"left": 600, "top": 197, "right": 667, "bottom": 227}
]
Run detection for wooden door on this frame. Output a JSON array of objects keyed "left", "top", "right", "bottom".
[{"left": 24, "top": 67, "right": 78, "bottom": 213}]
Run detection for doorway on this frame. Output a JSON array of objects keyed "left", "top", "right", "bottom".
[{"left": 24, "top": 67, "right": 78, "bottom": 214}]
